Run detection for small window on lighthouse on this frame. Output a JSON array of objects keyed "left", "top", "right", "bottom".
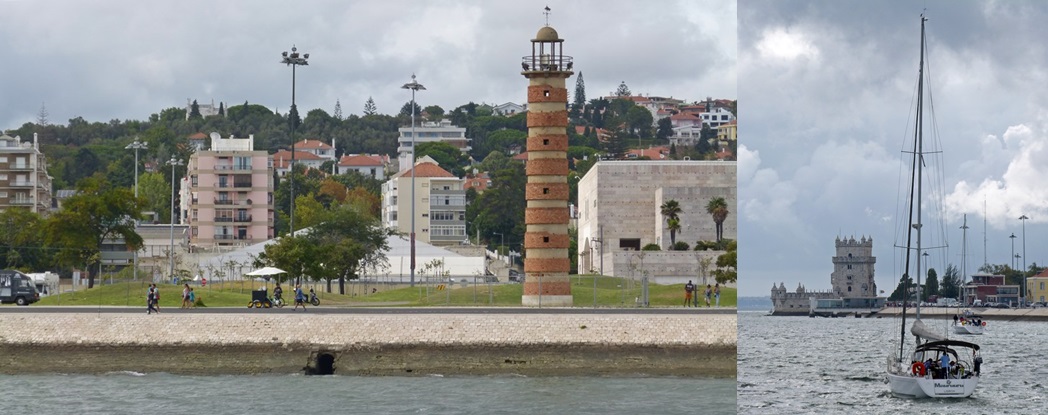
[
  {"left": 543, "top": 236, "right": 550, "bottom": 243},
  {"left": 543, "top": 139, "right": 550, "bottom": 145},
  {"left": 543, "top": 187, "right": 550, "bottom": 194},
  {"left": 544, "top": 90, "right": 550, "bottom": 97}
]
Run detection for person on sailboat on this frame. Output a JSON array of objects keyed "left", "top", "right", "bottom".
[{"left": 939, "top": 353, "right": 951, "bottom": 379}]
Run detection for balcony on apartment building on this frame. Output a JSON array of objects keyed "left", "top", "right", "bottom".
[
  {"left": 213, "top": 197, "right": 254, "bottom": 206},
  {"left": 6, "top": 163, "right": 31, "bottom": 170},
  {"left": 214, "top": 161, "right": 253, "bottom": 171},
  {"left": 8, "top": 197, "right": 33, "bottom": 205},
  {"left": 214, "top": 214, "right": 253, "bottom": 223},
  {"left": 8, "top": 180, "right": 33, "bottom": 187}
]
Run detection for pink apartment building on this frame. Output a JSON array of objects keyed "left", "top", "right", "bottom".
[{"left": 184, "top": 134, "right": 274, "bottom": 248}]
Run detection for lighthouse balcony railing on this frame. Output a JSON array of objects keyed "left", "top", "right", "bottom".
[{"left": 521, "top": 55, "right": 573, "bottom": 72}]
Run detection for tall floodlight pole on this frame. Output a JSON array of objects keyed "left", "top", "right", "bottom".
[
  {"left": 401, "top": 74, "right": 426, "bottom": 287},
  {"left": 125, "top": 138, "right": 147, "bottom": 281},
  {"left": 281, "top": 45, "right": 309, "bottom": 237},
  {"left": 1010, "top": 233, "right": 1017, "bottom": 271},
  {"left": 1020, "top": 214, "right": 1029, "bottom": 307},
  {"left": 168, "top": 157, "right": 184, "bottom": 282}
]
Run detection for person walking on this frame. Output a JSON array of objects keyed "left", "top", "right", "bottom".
[
  {"left": 153, "top": 284, "right": 161, "bottom": 312},
  {"left": 188, "top": 287, "right": 196, "bottom": 308},
  {"left": 714, "top": 283, "right": 721, "bottom": 307},
  {"left": 684, "top": 280, "right": 695, "bottom": 307},
  {"left": 294, "top": 284, "right": 307, "bottom": 311},
  {"left": 181, "top": 283, "right": 191, "bottom": 309},
  {"left": 146, "top": 284, "right": 158, "bottom": 314},
  {"left": 705, "top": 284, "right": 712, "bottom": 307}
]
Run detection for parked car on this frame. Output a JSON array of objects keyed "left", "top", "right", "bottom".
[
  {"left": 0, "top": 270, "right": 41, "bottom": 306},
  {"left": 993, "top": 302, "right": 1010, "bottom": 309}
]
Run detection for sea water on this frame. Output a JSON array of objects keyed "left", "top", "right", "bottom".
[
  {"left": 4, "top": 373, "right": 735, "bottom": 414},
  {"left": 739, "top": 311, "right": 1048, "bottom": 414}
]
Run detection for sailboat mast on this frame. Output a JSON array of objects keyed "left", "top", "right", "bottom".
[
  {"left": 961, "top": 215, "right": 968, "bottom": 305},
  {"left": 899, "top": 14, "right": 928, "bottom": 361}
]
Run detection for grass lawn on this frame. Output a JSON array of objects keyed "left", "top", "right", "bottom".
[{"left": 29, "top": 275, "right": 736, "bottom": 308}]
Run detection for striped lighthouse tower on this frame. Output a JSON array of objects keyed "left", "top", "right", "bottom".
[{"left": 520, "top": 18, "right": 573, "bottom": 307}]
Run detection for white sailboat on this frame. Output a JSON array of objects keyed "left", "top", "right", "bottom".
[{"left": 884, "top": 14, "right": 982, "bottom": 399}]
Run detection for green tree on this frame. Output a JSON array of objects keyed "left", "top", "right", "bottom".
[
  {"left": 466, "top": 160, "right": 526, "bottom": 255},
  {"left": 627, "top": 106, "right": 654, "bottom": 138},
  {"left": 44, "top": 175, "right": 144, "bottom": 288},
  {"left": 571, "top": 72, "right": 586, "bottom": 120},
  {"left": 137, "top": 172, "right": 172, "bottom": 223},
  {"left": 189, "top": 100, "right": 201, "bottom": 119},
  {"left": 0, "top": 208, "right": 49, "bottom": 271},
  {"left": 218, "top": 102, "right": 225, "bottom": 117},
  {"left": 423, "top": 105, "right": 445, "bottom": 122},
  {"left": 400, "top": 101, "right": 422, "bottom": 117},
  {"left": 657, "top": 117, "right": 674, "bottom": 141},
  {"left": 415, "top": 141, "right": 470, "bottom": 177},
  {"left": 713, "top": 239, "right": 737, "bottom": 283},
  {"left": 660, "top": 200, "right": 683, "bottom": 247},
  {"left": 615, "top": 81, "right": 631, "bottom": 97},
  {"left": 333, "top": 99, "right": 344, "bottom": 121},
  {"left": 940, "top": 264, "right": 960, "bottom": 299},
  {"left": 363, "top": 97, "right": 377, "bottom": 116},
  {"left": 306, "top": 205, "right": 393, "bottom": 294},
  {"left": 888, "top": 274, "right": 914, "bottom": 301},
  {"left": 706, "top": 197, "right": 729, "bottom": 242},
  {"left": 925, "top": 268, "right": 939, "bottom": 301}
]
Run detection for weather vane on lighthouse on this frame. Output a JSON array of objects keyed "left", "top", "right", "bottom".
[{"left": 544, "top": 5, "right": 551, "bottom": 26}]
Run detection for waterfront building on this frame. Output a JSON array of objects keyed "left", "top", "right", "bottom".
[
  {"left": 184, "top": 134, "right": 274, "bottom": 248},
  {"left": 771, "top": 236, "right": 886, "bottom": 316},
  {"left": 380, "top": 156, "right": 466, "bottom": 246},
  {"left": 396, "top": 119, "right": 469, "bottom": 172},
  {"left": 0, "top": 133, "right": 52, "bottom": 215},
  {"left": 576, "top": 160, "right": 735, "bottom": 284},
  {"left": 1029, "top": 269, "right": 1048, "bottom": 303},
  {"left": 962, "top": 274, "right": 1021, "bottom": 306}
]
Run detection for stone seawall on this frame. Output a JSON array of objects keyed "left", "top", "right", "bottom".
[{"left": 0, "top": 312, "right": 736, "bottom": 377}]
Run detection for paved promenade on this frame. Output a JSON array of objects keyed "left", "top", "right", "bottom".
[{"left": 0, "top": 309, "right": 736, "bottom": 377}]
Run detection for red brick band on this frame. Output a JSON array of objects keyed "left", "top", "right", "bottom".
[
  {"left": 527, "top": 111, "right": 568, "bottom": 128},
  {"left": 525, "top": 207, "right": 569, "bottom": 225},
  {"left": 524, "top": 257, "right": 571, "bottom": 273},
  {"left": 525, "top": 158, "right": 569, "bottom": 176},
  {"left": 525, "top": 183, "right": 569, "bottom": 201},
  {"left": 522, "top": 280, "right": 571, "bottom": 296},
  {"left": 526, "top": 135, "right": 569, "bottom": 152},
  {"left": 524, "top": 232, "right": 570, "bottom": 249},
  {"left": 527, "top": 86, "right": 568, "bottom": 103}
]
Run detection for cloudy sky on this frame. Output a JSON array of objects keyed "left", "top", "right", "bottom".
[
  {"left": 740, "top": 0, "right": 1048, "bottom": 297},
  {"left": 0, "top": 0, "right": 735, "bottom": 130}
]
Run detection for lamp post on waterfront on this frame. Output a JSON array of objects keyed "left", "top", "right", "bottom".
[
  {"left": 280, "top": 45, "right": 309, "bottom": 237},
  {"left": 125, "top": 138, "right": 147, "bottom": 282},
  {"left": 1020, "top": 214, "right": 1029, "bottom": 307},
  {"left": 401, "top": 74, "right": 426, "bottom": 287},
  {"left": 1010, "top": 233, "right": 1017, "bottom": 271},
  {"left": 168, "top": 157, "right": 184, "bottom": 282}
]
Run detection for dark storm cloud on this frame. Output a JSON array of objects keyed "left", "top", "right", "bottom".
[{"left": 0, "top": 0, "right": 734, "bottom": 129}]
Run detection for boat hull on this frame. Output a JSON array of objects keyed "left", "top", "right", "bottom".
[
  {"left": 953, "top": 323, "right": 985, "bottom": 335},
  {"left": 886, "top": 372, "right": 978, "bottom": 398}
]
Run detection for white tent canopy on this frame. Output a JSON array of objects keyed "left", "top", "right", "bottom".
[{"left": 196, "top": 235, "right": 484, "bottom": 281}]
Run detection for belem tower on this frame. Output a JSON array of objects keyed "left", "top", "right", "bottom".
[{"left": 771, "top": 235, "right": 881, "bottom": 316}]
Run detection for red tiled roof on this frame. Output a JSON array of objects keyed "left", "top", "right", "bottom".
[
  {"left": 669, "top": 113, "right": 702, "bottom": 121},
  {"left": 272, "top": 150, "right": 324, "bottom": 169},
  {"left": 513, "top": 152, "right": 529, "bottom": 161},
  {"left": 464, "top": 172, "right": 491, "bottom": 192},
  {"left": 339, "top": 154, "right": 384, "bottom": 167},
  {"left": 188, "top": 132, "right": 207, "bottom": 139},
  {"left": 398, "top": 162, "right": 456, "bottom": 178},
  {"left": 294, "top": 139, "right": 332, "bottom": 150},
  {"left": 626, "top": 146, "right": 670, "bottom": 159}
]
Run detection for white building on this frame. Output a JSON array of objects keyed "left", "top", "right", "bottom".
[
  {"left": 576, "top": 160, "right": 736, "bottom": 284},
  {"left": 381, "top": 156, "right": 467, "bottom": 246},
  {"left": 492, "top": 102, "right": 526, "bottom": 116},
  {"left": 337, "top": 154, "right": 388, "bottom": 180},
  {"left": 396, "top": 119, "right": 470, "bottom": 172}
]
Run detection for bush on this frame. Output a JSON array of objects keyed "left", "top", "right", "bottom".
[
  {"left": 642, "top": 243, "right": 661, "bottom": 251},
  {"left": 672, "top": 241, "right": 690, "bottom": 251}
]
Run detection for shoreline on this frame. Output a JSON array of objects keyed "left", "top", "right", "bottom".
[{"left": 0, "top": 312, "right": 737, "bottom": 377}]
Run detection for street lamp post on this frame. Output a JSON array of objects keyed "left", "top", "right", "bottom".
[
  {"left": 401, "top": 74, "right": 426, "bottom": 287},
  {"left": 168, "top": 157, "right": 184, "bottom": 283},
  {"left": 1010, "top": 233, "right": 1017, "bottom": 270},
  {"left": 125, "top": 138, "right": 147, "bottom": 282},
  {"left": 280, "top": 45, "right": 309, "bottom": 237},
  {"left": 1020, "top": 214, "right": 1029, "bottom": 307}
]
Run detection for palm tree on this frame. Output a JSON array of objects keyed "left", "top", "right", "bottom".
[
  {"left": 706, "top": 197, "right": 729, "bottom": 242},
  {"left": 660, "top": 200, "right": 683, "bottom": 247},
  {"left": 667, "top": 218, "right": 682, "bottom": 247}
]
